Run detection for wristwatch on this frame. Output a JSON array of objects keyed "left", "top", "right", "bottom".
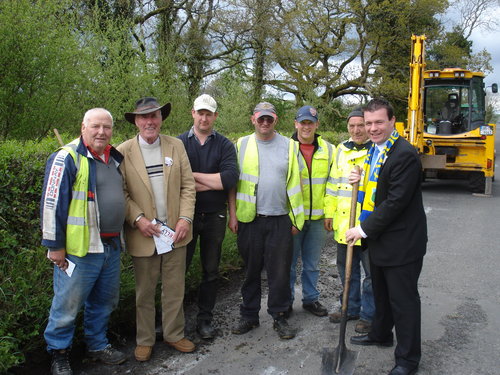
[
  {"left": 179, "top": 216, "right": 192, "bottom": 224},
  {"left": 135, "top": 214, "right": 144, "bottom": 223}
]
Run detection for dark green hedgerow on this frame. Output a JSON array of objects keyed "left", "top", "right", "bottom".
[{"left": 0, "top": 138, "right": 57, "bottom": 371}]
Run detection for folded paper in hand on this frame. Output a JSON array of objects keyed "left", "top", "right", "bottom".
[{"left": 152, "top": 219, "right": 175, "bottom": 254}]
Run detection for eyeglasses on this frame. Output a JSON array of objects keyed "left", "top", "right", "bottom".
[{"left": 256, "top": 116, "right": 275, "bottom": 124}]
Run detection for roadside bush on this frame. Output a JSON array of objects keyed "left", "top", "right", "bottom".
[
  {"left": 320, "top": 131, "right": 350, "bottom": 145},
  {"left": 0, "top": 138, "right": 57, "bottom": 371}
]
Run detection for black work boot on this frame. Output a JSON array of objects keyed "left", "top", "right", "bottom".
[
  {"left": 231, "top": 318, "right": 260, "bottom": 334},
  {"left": 87, "top": 344, "right": 127, "bottom": 365},
  {"left": 302, "top": 301, "right": 328, "bottom": 317},
  {"left": 197, "top": 320, "right": 216, "bottom": 339},
  {"left": 51, "top": 349, "right": 73, "bottom": 375},
  {"left": 273, "top": 313, "right": 297, "bottom": 339}
]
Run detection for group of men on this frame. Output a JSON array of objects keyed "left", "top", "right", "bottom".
[{"left": 41, "top": 94, "right": 426, "bottom": 375}]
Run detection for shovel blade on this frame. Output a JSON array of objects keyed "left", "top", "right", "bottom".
[{"left": 321, "top": 346, "right": 358, "bottom": 375}]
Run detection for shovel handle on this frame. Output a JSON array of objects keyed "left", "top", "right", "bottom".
[
  {"left": 340, "top": 165, "right": 361, "bottom": 319},
  {"left": 334, "top": 165, "right": 361, "bottom": 373},
  {"left": 348, "top": 165, "right": 361, "bottom": 229}
]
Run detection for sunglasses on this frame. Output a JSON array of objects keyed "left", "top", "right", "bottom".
[{"left": 256, "top": 116, "right": 275, "bottom": 124}]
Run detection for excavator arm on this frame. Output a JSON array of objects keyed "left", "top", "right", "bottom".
[{"left": 407, "top": 35, "right": 426, "bottom": 153}]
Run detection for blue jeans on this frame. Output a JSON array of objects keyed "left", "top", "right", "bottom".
[
  {"left": 336, "top": 243, "right": 375, "bottom": 322},
  {"left": 290, "top": 219, "right": 327, "bottom": 304},
  {"left": 44, "top": 237, "right": 121, "bottom": 352}
]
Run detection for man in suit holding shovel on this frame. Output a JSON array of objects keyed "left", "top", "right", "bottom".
[{"left": 346, "top": 99, "right": 427, "bottom": 375}]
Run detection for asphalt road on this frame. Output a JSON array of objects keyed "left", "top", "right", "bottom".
[{"left": 415, "top": 177, "right": 500, "bottom": 375}]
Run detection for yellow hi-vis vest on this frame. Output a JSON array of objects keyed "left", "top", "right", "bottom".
[
  {"left": 324, "top": 142, "right": 369, "bottom": 245},
  {"left": 296, "top": 136, "right": 334, "bottom": 220},
  {"left": 235, "top": 134, "right": 305, "bottom": 230},
  {"left": 62, "top": 139, "right": 102, "bottom": 257}
]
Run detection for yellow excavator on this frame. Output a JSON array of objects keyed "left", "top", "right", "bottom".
[{"left": 396, "top": 35, "right": 497, "bottom": 195}]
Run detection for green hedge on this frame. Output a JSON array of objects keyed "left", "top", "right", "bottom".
[{"left": 0, "top": 138, "right": 58, "bottom": 371}]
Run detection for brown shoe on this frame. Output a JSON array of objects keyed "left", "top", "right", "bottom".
[
  {"left": 165, "top": 338, "right": 195, "bottom": 353},
  {"left": 134, "top": 345, "right": 152, "bottom": 361},
  {"left": 355, "top": 319, "right": 372, "bottom": 334}
]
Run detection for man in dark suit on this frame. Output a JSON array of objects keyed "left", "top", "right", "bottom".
[{"left": 345, "top": 98, "right": 427, "bottom": 375}]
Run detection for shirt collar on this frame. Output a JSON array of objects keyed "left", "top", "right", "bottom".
[
  {"left": 138, "top": 135, "right": 160, "bottom": 146},
  {"left": 188, "top": 126, "right": 216, "bottom": 143},
  {"left": 83, "top": 140, "right": 111, "bottom": 163},
  {"left": 344, "top": 139, "right": 372, "bottom": 151}
]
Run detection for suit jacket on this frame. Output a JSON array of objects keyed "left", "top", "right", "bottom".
[
  {"left": 117, "top": 134, "right": 196, "bottom": 256},
  {"left": 361, "top": 137, "right": 427, "bottom": 267}
]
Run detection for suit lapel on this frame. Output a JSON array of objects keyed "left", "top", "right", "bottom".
[
  {"left": 160, "top": 135, "right": 173, "bottom": 202},
  {"left": 128, "top": 137, "right": 154, "bottom": 198}
]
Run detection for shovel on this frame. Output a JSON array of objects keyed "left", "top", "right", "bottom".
[{"left": 321, "top": 166, "right": 361, "bottom": 375}]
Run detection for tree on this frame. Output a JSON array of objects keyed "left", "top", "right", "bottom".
[
  {"left": 238, "top": 0, "right": 447, "bottom": 123},
  {"left": 365, "top": 0, "right": 447, "bottom": 116},
  {"left": 268, "top": 0, "right": 373, "bottom": 104},
  {"left": 137, "top": 0, "right": 249, "bottom": 102},
  {"left": 0, "top": 0, "right": 83, "bottom": 139},
  {"left": 0, "top": 0, "right": 172, "bottom": 140},
  {"left": 449, "top": 0, "right": 499, "bottom": 40},
  {"left": 427, "top": 27, "right": 474, "bottom": 69},
  {"left": 426, "top": 0, "right": 496, "bottom": 74}
]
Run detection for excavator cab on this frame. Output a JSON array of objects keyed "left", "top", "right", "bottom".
[
  {"left": 423, "top": 74, "right": 486, "bottom": 135},
  {"left": 404, "top": 35, "right": 497, "bottom": 195}
]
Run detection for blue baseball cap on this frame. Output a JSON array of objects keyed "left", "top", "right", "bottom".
[{"left": 295, "top": 105, "right": 318, "bottom": 123}]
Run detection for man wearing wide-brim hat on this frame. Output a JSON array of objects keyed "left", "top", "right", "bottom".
[
  {"left": 117, "top": 97, "right": 196, "bottom": 362},
  {"left": 124, "top": 97, "right": 172, "bottom": 125}
]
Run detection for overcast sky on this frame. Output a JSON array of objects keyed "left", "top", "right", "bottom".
[
  {"left": 471, "top": 30, "right": 500, "bottom": 89},
  {"left": 468, "top": 5, "right": 500, "bottom": 92}
]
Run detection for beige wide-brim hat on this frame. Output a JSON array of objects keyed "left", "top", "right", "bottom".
[{"left": 125, "top": 97, "right": 171, "bottom": 124}]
